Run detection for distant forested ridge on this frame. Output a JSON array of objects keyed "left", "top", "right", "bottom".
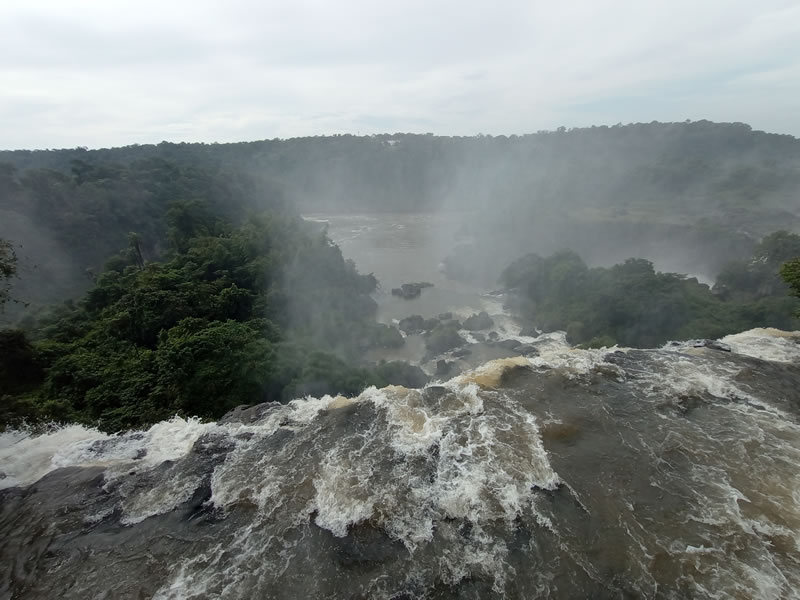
[{"left": 3, "top": 120, "right": 798, "bottom": 286}]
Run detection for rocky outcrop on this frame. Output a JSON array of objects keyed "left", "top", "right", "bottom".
[
  {"left": 391, "top": 282, "right": 434, "bottom": 299},
  {"left": 463, "top": 311, "right": 494, "bottom": 331},
  {"left": 425, "top": 324, "right": 467, "bottom": 355},
  {"left": 398, "top": 315, "right": 439, "bottom": 334}
]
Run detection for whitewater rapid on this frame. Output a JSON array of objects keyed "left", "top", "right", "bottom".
[{"left": 1, "top": 328, "right": 799, "bottom": 599}]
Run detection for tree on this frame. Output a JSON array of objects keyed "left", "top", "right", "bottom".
[
  {"left": 781, "top": 259, "right": 800, "bottom": 316},
  {"left": 0, "top": 238, "right": 18, "bottom": 310}
]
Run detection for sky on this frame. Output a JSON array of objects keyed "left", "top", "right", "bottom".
[{"left": 1, "top": 0, "right": 799, "bottom": 149}]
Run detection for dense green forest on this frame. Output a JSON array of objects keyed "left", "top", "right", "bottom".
[
  {"left": 500, "top": 231, "right": 800, "bottom": 348},
  {"left": 0, "top": 161, "right": 421, "bottom": 431},
  {"left": 0, "top": 211, "right": 426, "bottom": 431}
]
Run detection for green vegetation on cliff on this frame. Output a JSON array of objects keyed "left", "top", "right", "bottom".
[{"left": 0, "top": 201, "right": 406, "bottom": 432}]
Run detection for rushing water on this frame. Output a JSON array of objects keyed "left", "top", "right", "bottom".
[
  {"left": 2, "top": 328, "right": 799, "bottom": 599},
  {"left": 1, "top": 214, "right": 799, "bottom": 599}
]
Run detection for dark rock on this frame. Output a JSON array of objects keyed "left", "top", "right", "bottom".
[
  {"left": 471, "top": 333, "right": 486, "bottom": 343},
  {"left": 425, "top": 325, "right": 467, "bottom": 355},
  {"left": 422, "top": 318, "right": 439, "bottom": 331},
  {"left": 515, "top": 344, "right": 540, "bottom": 356},
  {"left": 706, "top": 341, "right": 732, "bottom": 352},
  {"left": 398, "top": 315, "right": 426, "bottom": 334},
  {"left": 365, "top": 323, "right": 404, "bottom": 349},
  {"left": 690, "top": 339, "right": 732, "bottom": 352},
  {"left": 218, "top": 402, "right": 283, "bottom": 425},
  {"left": 450, "top": 347, "right": 472, "bottom": 358},
  {"left": 437, "top": 312, "right": 453, "bottom": 321},
  {"left": 192, "top": 433, "right": 236, "bottom": 457},
  {"left": 488, "top": 331, "right": 499, "bottom": 341},
  {"left": 375, "top": 361, "right": 430, "bottom": 388},
  {"left": 391, "top": 282, "right": 433, "bottom": 300},
  {"left": 519, "top": 326, "right": 539, "bottom": 337},
  {"left": 463, "top": 311, "right": 494, "bottom": 331},
  {"left": 436, "top": 360, "right": 460, "bottom": 377},
  {"left": 497, "top": 339, "right": 521, "bottom": 350}
]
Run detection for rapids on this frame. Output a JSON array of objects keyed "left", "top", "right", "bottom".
[{"left": 1, "top": 328, "right": 799, "bottom": 599}]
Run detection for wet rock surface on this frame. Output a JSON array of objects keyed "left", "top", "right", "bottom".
[
  {"left": 463, "top": 311, "right": 494, "bottom": 331},
  {"left": 391, "top": 282, "right": 433, "bottom": 299},
  {"left": 2, "top": 330, "right": 800, "bottom": 599}
]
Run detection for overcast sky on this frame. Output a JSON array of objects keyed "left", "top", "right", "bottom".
[{"left": 1, "top": 0, "right": 799, "bottom": 149}]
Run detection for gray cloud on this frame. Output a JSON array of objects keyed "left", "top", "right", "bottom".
[{"left": 1, "top": 0, "right": 798, "bottom": 149}]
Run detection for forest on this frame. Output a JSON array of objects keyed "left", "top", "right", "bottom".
[
  {"left": 1, "top": 121, "right": 800, "bottom": 432},
  {"left": 0, "top": 162, "right": 420, "bottom": 431},
  {"left": 500, "top": 231, "right": 800, "bottom": 348}
]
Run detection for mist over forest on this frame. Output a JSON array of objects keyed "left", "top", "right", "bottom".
[
  {"left": 3, "top": 116, "right": 800, "bottom": 598},
  {"left": 3, "top": 120, "right": 799, "bottom": 293}
]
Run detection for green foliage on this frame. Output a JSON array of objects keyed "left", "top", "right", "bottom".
[
  {"left": 502, "top": 240, "right": 800, "bottom": 348},
  {"left": 374, "top": 361, "right": 429, "bottom": 388},
  {"left": 713, "top": 231, "right": 800, "bottom": 301},
  {"left": 0, "top": 239, "right": 17, "bottom": 309},
  {"left": 1, "top": 209, "right": 387, "bottom": 432},
  {"left": 781, "top": 259, "right": 800, "bottom": 316}
]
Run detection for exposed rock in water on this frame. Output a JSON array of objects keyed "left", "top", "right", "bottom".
[
  {"left": 424, "top": 324, "right": 467, "bottom": 355},
  {"left": 450, "top": 347, "right": 472, "bottom": 358},
  {"left": 435, "top": 359, "right": 460, "bottom": 378},
  {"left": 374, "top": 361, "right": 430, "bottom": 388},
  {"left": 391, "top": 282, "right": 433, "bottom": 300},
  {"left": 365, "top": 323, "right": 405, "bottom": 349},
  {"left": 515, "top": 344, "right": 540, "bottom": 356},
  {"left": 463, "top": 311, "right": 494, "bottom": 331},
  {"left": 218, "top": 402, "right": 284, "bottom": 425},
  {"left": 690, "top": 339, "right": 732, "bottom": 352},
  {"left": 398, "top": 315, "right": 438, "bottom": 334},
  {"left": 497, "top": 339, "right": 522, "bottom": 351},
  {"left": 398, "top": 315, "right": 426, "bottom": 334}
]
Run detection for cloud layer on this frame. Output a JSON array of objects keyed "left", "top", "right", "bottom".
[{"left": 2, "top": 0, "right": 799, "bottom": 148}]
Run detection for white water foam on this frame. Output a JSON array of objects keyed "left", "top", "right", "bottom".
[
  {"left": 0, "top": 424, "right": 108, "bottom": 490},
  {"left": 721, "top": 327, "right": 800, "bottom": 364}
]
